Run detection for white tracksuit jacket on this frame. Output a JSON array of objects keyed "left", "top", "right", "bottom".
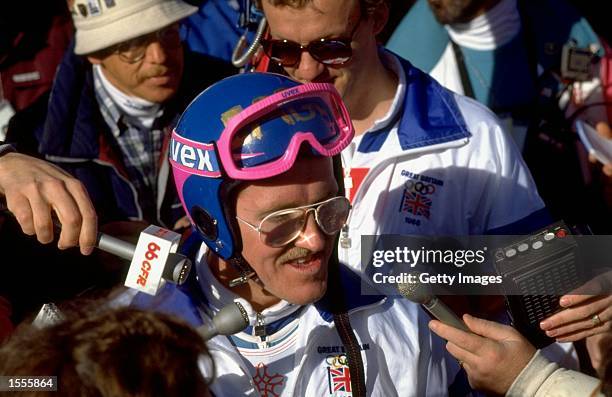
[{"left": 339, "top": 52, "right": 549, "bottom": 273}]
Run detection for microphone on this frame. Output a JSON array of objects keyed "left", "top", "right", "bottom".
[
  {"left": 197, "top": 302, "right": 250, "bottom": 341},
  {"left": 397, "top": 279, "right": 469, "bottom": 332},
  {"left": 96, "top": 231, "right": 192, "bottom": 287}
]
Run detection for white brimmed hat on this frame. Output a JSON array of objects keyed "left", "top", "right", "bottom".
[{"left": 72, "top": 0, "right": 197, "bottom": 55}]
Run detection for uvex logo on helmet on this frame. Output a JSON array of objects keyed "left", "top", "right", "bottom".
[{"left": 169, "top": 132, "right": 221, "bottom": 178}]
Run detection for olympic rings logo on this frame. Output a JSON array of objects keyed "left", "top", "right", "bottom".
[
  {"left": 404, "top": 180, "right": 436, "bottom": 195},
  {"left": 326, "top": 354, "right": 348, "bottom": 368}
]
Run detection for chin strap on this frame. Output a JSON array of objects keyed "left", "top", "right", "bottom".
[{"left": 227, "top": 255, "right": 257, "bottom": 288}]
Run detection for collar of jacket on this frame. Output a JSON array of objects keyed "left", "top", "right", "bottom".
[
  {"left": 314, "top": 263, "right": 386, "bottom": 322},
  {"left": 357, "top": 53, "right": 472, "bottom": 156}
]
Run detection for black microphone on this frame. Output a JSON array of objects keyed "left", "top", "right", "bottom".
[
  {"left": 397, "top": 279, "right": 469, "bottom": 332},
  {"left": 197, "top": 302, "right": 250, "bottom": 341}
]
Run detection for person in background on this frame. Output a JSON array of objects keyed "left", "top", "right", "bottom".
[
  {"left": 254, "top": 0, "right": 550, "bottom": 274},
  {"left": 386, "top": 0, "right": 611, "bottom": 231},
  {"left": 37, "top": 0, "right": 234, "bottom": 232}
]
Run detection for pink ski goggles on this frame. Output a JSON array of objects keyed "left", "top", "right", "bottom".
[{"left": 215, "top": 82, "right": 354, "bottom": 180}]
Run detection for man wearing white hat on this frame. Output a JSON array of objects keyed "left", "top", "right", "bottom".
[{"left": 38, "top": 0, "right": 234, "bottom": 231}]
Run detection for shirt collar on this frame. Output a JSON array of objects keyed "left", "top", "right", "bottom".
[
  {"left": 446, "top": 0, "right": 520, "bottom": 50},
  {"left": 363, "top": 48, "right": 407, "bottom": 135}
]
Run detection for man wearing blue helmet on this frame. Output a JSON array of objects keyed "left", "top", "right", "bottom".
[{"left": 129, "top": 72, "right": 464, "bottom": 396}]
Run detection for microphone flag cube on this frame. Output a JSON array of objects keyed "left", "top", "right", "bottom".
[{"left": 125, "top": 225, "right": 181, "bottom": 295}]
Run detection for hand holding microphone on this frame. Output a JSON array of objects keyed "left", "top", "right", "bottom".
[
  {"left": 1, "top": 198, "right": 192, "bottom": 295},
  {"left": 397, "top": 276, "right": 539, "bottom": 395},
  {"left": 0, "top": 155, "right": 98, "bottom": 255},
  {"left": 429, "top": 314, "right": 537, "bottom": 395}
]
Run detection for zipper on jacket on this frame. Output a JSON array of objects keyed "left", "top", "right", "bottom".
[
  {"left": 340, "top": 224, "right": 352, "bottom": 249},
  {"left": 254, "top": 312, "right": 269, "bottom": 348}
]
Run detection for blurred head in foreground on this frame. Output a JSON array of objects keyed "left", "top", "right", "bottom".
[{"left": 0, "top": 307, "right": 212, "bottom": 396}]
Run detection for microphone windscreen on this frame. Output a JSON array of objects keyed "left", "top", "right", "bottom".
[
  {"left": 397, "top": 277, "right": 432, "bottom": 304},
  {"left": 213, "top": 302, "right": 249, "bottom": 336},
  {"left": 198, "top": 302, "right": 249, "bottom": 341}
]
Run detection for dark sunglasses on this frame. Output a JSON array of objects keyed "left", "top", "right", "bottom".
[{"left": 261, "top": 19, "right": 361, "bottom": 67}]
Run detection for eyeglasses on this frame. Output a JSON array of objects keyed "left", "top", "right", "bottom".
[
  {"left": 235, "top": 196, "right": 351, "bottom": 247},
  {"left": 261, "top": 19, "right": 361, "bottom": 67},
  {"left": 113, "top": 24, "right": 181, "bottom": 64}
]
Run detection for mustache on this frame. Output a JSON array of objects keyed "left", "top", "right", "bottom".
[
  {"left": 277, "top": 247, "right": 314, "bottom": 264},
  {"left": 141, "top": 66, "right": 170, "bottom": 79}
]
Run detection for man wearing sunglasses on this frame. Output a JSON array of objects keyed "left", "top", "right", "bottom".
[
  {"left": 129, "top": 73, "right": 464, "bottom": 396},
  {"left": 35, "top": 0, "right": 234, "bottom": 233},
  {"left": 256, "top": 0, "right": 550, "bottom": 275}
]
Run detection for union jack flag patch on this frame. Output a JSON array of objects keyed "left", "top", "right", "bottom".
[
  {"left": 328, "top": 366, "right": 352, "bottom": 395},
  {"left": 399, "top": 189, "right": 432, "bottom": 219}
]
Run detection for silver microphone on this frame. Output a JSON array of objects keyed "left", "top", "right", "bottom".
[
  {"left": 197, "top": 302, "right": 250, "bottom": 341},
  {"left": 397, "top": 279, "right": 469, "bottom": 332}
]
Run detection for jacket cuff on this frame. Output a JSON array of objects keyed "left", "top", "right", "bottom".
[
  {"left": 506, "top": 350, "right": 558, "bottom": 397},
  {"left": 507, "top": 350, "right": 603, "bottom": 397}
]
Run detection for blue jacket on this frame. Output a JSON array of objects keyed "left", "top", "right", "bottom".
[
  {"left": 181, "top": 0, "right": 252, "bottom": 63},
  {"left": 38, "top": 44, "right": 235, "bottom": 226}
]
